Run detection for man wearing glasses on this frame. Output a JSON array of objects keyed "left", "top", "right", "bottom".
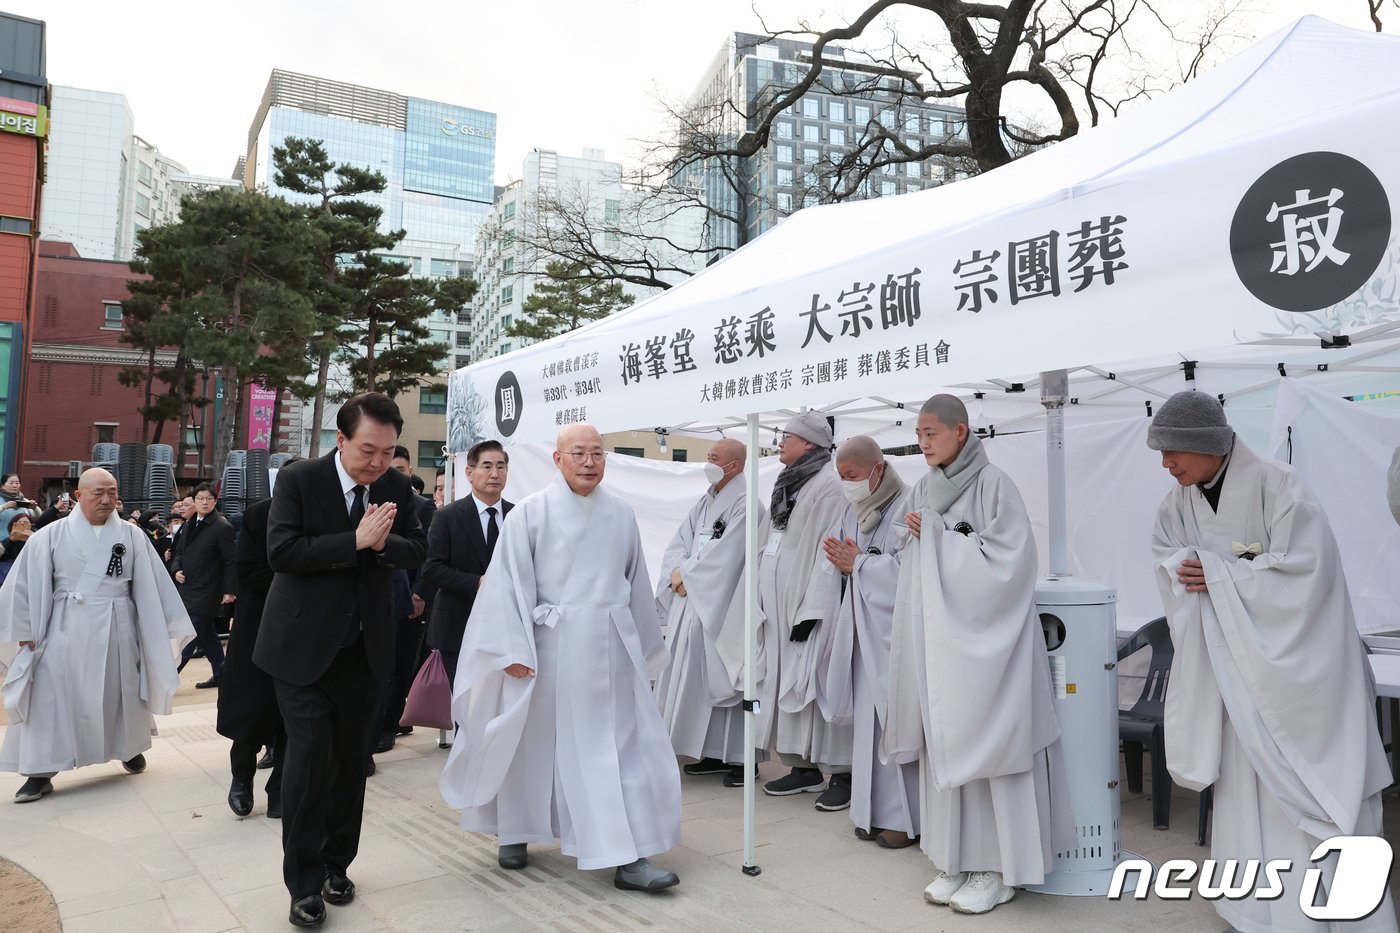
[{"left": 440, "top": 424, "right": 682, "bottom": 892}]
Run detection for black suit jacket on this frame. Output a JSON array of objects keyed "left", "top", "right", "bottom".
[
  {"left": 253, "top": 452, "right": 427, "bottom": 685},
  {"left": 421, "top": 495, "right": 511, "bottom": 654},
  {"left": 171, "top": 511, "right": 237, "bottom": 618}
]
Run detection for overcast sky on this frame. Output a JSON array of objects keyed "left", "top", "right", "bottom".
[{"left": 8, "top": 0, "right": 1385, "bottom": 184}]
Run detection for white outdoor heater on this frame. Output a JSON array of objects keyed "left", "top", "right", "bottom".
[{"left": 1023, "top": 369, "right": 1132, "bottom": 896}]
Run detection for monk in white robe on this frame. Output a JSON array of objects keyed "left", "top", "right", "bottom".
[
  {"left": 1149, "top": 391, "right": 1396, "bottom": 933},
  {"left": 819, "top": 436, "right": 919, "bottom": 848},
  {"left": 439, "top": 425, "right": 681, "bottom": 892},
  {"left": 0, "top": 468, "right": 192, "bottom": 802},
  {"left": 755, "top": 411, "right": 850, "bottom": 810},
  {"left": 885, "top": 395, "right": 1071, "bottom": 915},
  {"left": 656, "top": 439, "right": 767, "bottom": 784}
]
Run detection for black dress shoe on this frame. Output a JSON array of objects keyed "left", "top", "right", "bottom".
[
  {"left": 121, "top": 754, "right": 146, "bottom": 774},
  {"left": 322, "top": 869, "right": 355, "bottom": 905},
  {"left": 373, "top": 732, "right": 394, "bottom": 753},
  {"left": 395, "top": 725, "right": 414, "bottom": 736},
  {"left": 289, "top": 893, "right": 325, "bottom": 927},
  {"left": 498, "top": 843, "right": 528, "bottom": 869},
  {"left": 257, "top": 748, "right": 275, "bottom": 770},
  {"left": 227, "top": 779, "right": 253, "bottom": 817},
  {"left": 365, "top": 757, "right": 376, "bottom": 777},
  {"left": 266, "top": 795, "right": 282, "bottom": 819},
  {"left": 195, "top": 676, "right": 221, "bottom": 689}
]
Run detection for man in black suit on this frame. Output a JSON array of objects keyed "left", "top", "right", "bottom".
[
  {"left": 253, "top": 393, "right": 426, "bottom": 928},
  {"left": 421, "top": 439, "right": 511, "bottom": 686},
  {"left": 173, "top": 483, "right": 236, "bottom": 688}
]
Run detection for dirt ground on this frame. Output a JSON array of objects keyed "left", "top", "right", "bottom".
[{"left": 0, "top": 857, "right": 61, "bottom": 933}]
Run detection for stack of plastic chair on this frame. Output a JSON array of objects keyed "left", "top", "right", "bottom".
[
  {"left": 144, "top": 461, "right": 176, "bottom": 518},
  {"left": 147, "top": 443, "right": 174, "bottom": 465},
  {"left": 244, "top": 448, "right": 272, "bottom": 504},
  {"left": 116, "top": 443, "right": 147, "bottom": 508},
  {"left": 268, "top": 453, "right": 293, "bottom": 470},
  {"left": 91, "top": 443, "right": 120, "bottom": 470},
  {"left": 220, "top": 451, "right": 247, "bottom": 518}
]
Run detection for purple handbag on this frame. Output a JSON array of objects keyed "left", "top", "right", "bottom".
[{"left": 400, "top": 649, "right": 453, "bottom": 730}]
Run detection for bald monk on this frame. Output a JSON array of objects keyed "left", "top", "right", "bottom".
[
  {"left": 440, "top": 424, "right": 682, "bottom": 891},
  {"left": 0, "top": 469, "right": 193, "bottom": 802},
  {"left": 884, "top": 395, "right": 1072, "bottom": 914}
]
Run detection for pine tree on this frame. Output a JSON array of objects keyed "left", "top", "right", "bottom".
[{"left": 505, "top": 260, "right": 634, "bottom": 342}]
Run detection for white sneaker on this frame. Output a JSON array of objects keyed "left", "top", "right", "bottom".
[
  {"left": 949, "top": 871, "right": 1015, "bottom": 914},
  {"left": 923, "top": 871, "right": 968, "bottom": 905}
]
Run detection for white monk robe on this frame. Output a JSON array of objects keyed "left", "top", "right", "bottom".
[
  {"left": 819, "top": 494, "right": 919, "bottom": 837},
  {"left": 0, "top": 512, "right": 192, "bottom": 775},
  {"left": 754, "top": 468, "right": 848, "bottom": 768},
  {"left": 1153, "top": 440, "right": 1396, "bottom": 933},
  {"left": 884, "top": 435, "right": 1072, "bottom": 885},
  {"left": 439, "top": 475, "right": 681, "bottom": 870},
  {"left": 654, "top": 476, "right": 768, "bottom": 764}
]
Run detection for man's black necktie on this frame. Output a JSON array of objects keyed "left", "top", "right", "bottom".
[
  {"left": 349, "top": 484, "right": 366, "bottom": 527},
  {"left": 486, "top": 506, "right": 499, "bottom": 556}
]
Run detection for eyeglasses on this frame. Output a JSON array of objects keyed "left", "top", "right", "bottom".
[{"left": 564, "top": 450, "right": 607, "bottom": 464}]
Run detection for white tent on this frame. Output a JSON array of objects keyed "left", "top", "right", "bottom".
[{"left": 444, "top": 16, "right": 1400, "bottom": 872}]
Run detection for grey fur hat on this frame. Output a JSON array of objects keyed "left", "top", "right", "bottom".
[
  {"left": 784, "top": 410, "right": 834, "bottom": 449},
  {"left": 1146, "top": 391, "right": 1234, "bottom": 456}
]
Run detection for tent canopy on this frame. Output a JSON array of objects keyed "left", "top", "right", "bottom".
[{"left": 449, "top": 16, "right": 1400, "bottom": 449}]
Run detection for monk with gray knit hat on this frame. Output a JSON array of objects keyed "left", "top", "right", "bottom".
[
  {"left": 1148, "top": 390, "right": 1395, "bottom": 933},
  {"left": 749, "top": 410, "right": 853, "bottom": 810}
]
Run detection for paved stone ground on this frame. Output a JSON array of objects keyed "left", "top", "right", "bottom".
[{"left": 0, "top": 695, "right": 1395, "bottom": 932}]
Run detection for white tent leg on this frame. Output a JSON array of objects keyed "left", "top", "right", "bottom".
[{"left": 742, "top": 412, "right": 761, "bottom": 876}]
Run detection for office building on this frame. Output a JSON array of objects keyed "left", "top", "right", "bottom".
[
  {"left": 681, "top": 32, "right": 973, "bottom": 253},
  {"left": 468, "top": 148, "right": 704, "bottom": 365}
]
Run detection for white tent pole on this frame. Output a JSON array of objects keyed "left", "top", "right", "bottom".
[
  {"left": 742, "top": 412, "right": 761, "bottom": 876},
  {"left": 1042, "top": 370, "right": 1070, "bottom": 578}
]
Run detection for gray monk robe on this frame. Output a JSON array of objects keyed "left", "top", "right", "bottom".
[
  {"left": 819, "top": 491, "right": 919, "bottom": 837},
  {"left": 1154, "top": 440, "right": 1396, "bottom": 933},
  {"left": 655, "top": 477, "right": 768, "bottom": 764},
  {"left": 0, "top": 513, "right": 192, "bottom": 775},
  {"left": 439, "top": 475, "right": 681, "bottom": 870},
  {"left": 884, "top": 435, "right": 1072, "bottom": 886},
  {"left": 752, "top": 468, "right": 849, "bottom": 768}
]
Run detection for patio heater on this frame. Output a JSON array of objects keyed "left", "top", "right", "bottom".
[{"left": 1025, "top": 369, "right": 1131, "bottom": 896}]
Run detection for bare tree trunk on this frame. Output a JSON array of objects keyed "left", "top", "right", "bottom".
[
  {"left": 212, "top": 365, "right": 239, "bottom": 483},
  {"left": 308, "top": 342, "right": 331, "bottom": 457},
  {"left": 365, "top": 318, "right": 378, "bottom": 393},
  {"left": 269, "top": 386, "right": 285, "bottom": 454}
]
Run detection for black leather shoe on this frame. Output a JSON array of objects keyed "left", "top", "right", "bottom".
[
  {"left": 121, "top": 754, "right": 146, "bottom": 774},
  {"left": 365, "top": 757, "right": 376, "bottom": 777},
  {"left": 289, "top": 894, "right": 325, "bottom": 926},
  {"left": 195, "top": 676, "right": 221, "bottom": 689},
  {"left": 227, "top": 779, "right": 253, "bottom": 817},
  {"left": 266, "top": 796, "right": 282, "bottom": 819},
  {"left": 395, "top": 725, "right": 414, "bottom": 736},
  {"left": 322, "top": 869, "right": 355, "bottom": 905},
  {"left": 257, "top": 748, "right": 275, "bottom": 770},
  {"left": 498, "top": 843, "right": 528, "bottom": 869},
  {"left": 374, "top": 732, "right": 394, "bottom": 753}
]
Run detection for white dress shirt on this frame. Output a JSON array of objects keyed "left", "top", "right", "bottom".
[
  {"left": 470, "top": 495, "right": 503, "bottom": 540},
  {"left": 334, "top": 452, "right": 360, "bottom": 515}
]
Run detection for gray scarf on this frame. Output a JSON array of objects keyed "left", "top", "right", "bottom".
[
  {"left": 770, "top": 447, "right": 831, "bottom": 530},
  {"left": 855, "top": 461, "right": 906, "bottom": 534},
  {"left": 923, "top": 433, "right": 989, "bottom": 515}
]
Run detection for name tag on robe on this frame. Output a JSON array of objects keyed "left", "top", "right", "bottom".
[
  {"left": 764, "top": 530, "right": 783, "bottom": 556},
  {"left": 696, "top": 530, "right": 715, "bottom": 557}
]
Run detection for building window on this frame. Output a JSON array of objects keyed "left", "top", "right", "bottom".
[
  {"left": 137, "top": 161, "right": 153, "bottom": 186},
  {"left": 802, "top": 124, "right": 819, "bottom": 143},
  {"left": 430, "top": 258, "right": 457, "bottom": 277},
  {"left": 499, "top": 342, "right": 512, "bottom": 354},
  {"left": 801, "top": 98, "right": 820, "bottom": 119},
  {"left": 456, "top": 332, "right": 471, "bottom": 347},
  {"left": 775, "top": 144, "right": 793, "bottom": 163},
  {"left": 829, "top": 128, "right": 846, "bottom": 147},
  {"left": 0, "top": 216, "right": 31, "bottom": 235},
  {"left": 854, "top": 104, "right": 872, "bottom": 125},
  {"left": 501, "top": 315, "right": 512, "bottom": 329},
  {"left": 905, "top": 113, "right": 921, "bottom": 134},
  {"left": 382, "top": 254, "right": 420, "bottom": 274},
  {"left": 775, "top": 121, "right": 793, "bottom": 140},
  {"left": 95, "top": 423, "right": 117, "bottom": 444},
  {"left": 503, "top": 202, "right": 516, "bottom": 220},
  {"left": 777, "top": 192, "right": 793, "bottom": 212},
  {"left": 605, "top": 199, "right": 620, "bottom": 222},
  {"left": 455, "top": 354, "right": 470, "bottom": 369},
  {"left": 803, "top": 148, "right": 820, "bottom": 165},
  {"left": 881, "top": 181, "right": 898, "bottom": 197},
  {"left": 776, "top": 168, "right": 794, "bottom": 187},
  {"left": 419, "top": 385, "right": 447, "bottom": 414},
  {"left": 503, "top": 257, "right": 514, "bottom": 274},
  {"left": 417, "top": 441, "right": 446, "bottom": 468},
  {"left": 929, "top": 114, "right": 947, "bottom": 136},
  {"left": 906, "top": 161, "right": 921, "bottom": 178},
  {"left": 671, "top": 449, "right": 688, "bottom": 462},
  {"left": 102, "top": 302, "right": 124, "bottom": 330},
  {"left": 501, "top": 285, "right": 513, "bottom": 304},
  {"left": 134, "top": 193, "right": 151, "bottom": 218},
  {"left": 614, "top": 447, "right": 645, "bottom": 458},
  {"left": 829, "top": 101, "right": 846, "bottom": 122}
]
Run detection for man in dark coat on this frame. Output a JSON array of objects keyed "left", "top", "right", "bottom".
[
  {"left": 172, "top": 483, "right": 236, "bottom": 688},
  {"left": 217, "top": 493, "right": 286, "bottom": 819},
  {"left": 253, "top": 393, "right": 426, "bottom": 928}
]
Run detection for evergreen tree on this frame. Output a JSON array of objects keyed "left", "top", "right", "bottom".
[{"left": 505, "top": 260, "right": 634, "bottom": 342}]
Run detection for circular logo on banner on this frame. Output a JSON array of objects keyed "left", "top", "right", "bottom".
[
  {"left": 1230, "top": 152, "right": 1390, "bottom": 313},
  {"left": 493, "top": 371, "right": 523, "bottom": 438}
]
